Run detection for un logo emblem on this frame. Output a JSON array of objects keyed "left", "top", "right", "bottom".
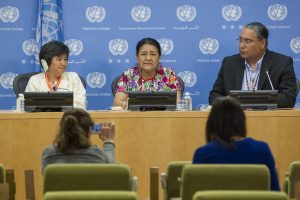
[
  {"left": 87, "top": 72, "right": 106, "bottom": 88},
  {"left": 86, "top": 6, "right": 106, "bottom": 23},
  {"left": 64, "top": 39, "right": 83, "bottom": 56},
  {"left": 36, "top": 1, "right": 63, "bottom": 43},
  {"left": 199, "top": 38, "right": 219, "bottom": 55},
  {"left": 290, "top": 37, "right": 300, "bottom": 54},
  {"left": 0, "top": 72, "right": 18, "bottom": 89},
  {"left": 222, "top": 4, "right": 242, "bottom": 22},
  {"left": 0, "top": 6, "right": 19, "bottom": 23},
  {"left": 267, "top": 4, "right": 287, "bottom": 21},
  {"left": 109, "top": 39, "right": 128, "bottom": 55},
  {"left": 176, "top": 5, "right": 196, "bottom": 22},
  {"left": 178, "top": 71, "right": 197, "bottom": 88},
  {"left": 158, "top": 38, "right": 174, "bottom": 55},
  {"left": 22, "top": 39, "right": 38, "bottom": 56},
  {"left": 131, "top": 5, "right": 151, "bottom": 22}
]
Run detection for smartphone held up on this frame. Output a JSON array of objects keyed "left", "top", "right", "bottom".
[{"left": 91, "top": 123, "right": 102, "bottom": 134}]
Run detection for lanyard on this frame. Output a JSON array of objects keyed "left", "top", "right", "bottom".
[
  {"left": 45, "top": 73, "right": 62, "bottom": 92},
  {"left": 245, "top": 67, "right": 260, "bottom": 91}
]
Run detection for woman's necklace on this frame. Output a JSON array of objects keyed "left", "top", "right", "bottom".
[{"left": 45, "top": 72, "right": 62, "bottom": 92}]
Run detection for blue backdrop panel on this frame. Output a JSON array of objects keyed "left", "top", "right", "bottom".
[{"left": 1, "top": 0, "right": 299, "bottom": 110}]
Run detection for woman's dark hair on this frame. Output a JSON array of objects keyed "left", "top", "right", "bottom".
[
  {"left": 136, "top": 37, "right": 161, "bottom": 56},
  {"left": 205, "top": 97, "right": 246, "bottom": 146},
  {"left": 54, "top": 108, "right": 94, "bottom": 153},
  {"left": 39, "top": 40, "right": 69, "bottom": 68}
]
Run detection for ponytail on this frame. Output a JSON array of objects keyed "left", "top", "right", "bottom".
[{"left": 54, "top": 109, "right": 93, "bottom": 153}]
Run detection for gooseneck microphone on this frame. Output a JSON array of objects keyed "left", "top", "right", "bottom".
[{"left": 265, "top": 69, "right": 274, "bottom": 90}]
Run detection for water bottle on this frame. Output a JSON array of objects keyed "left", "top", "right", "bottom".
[
  {"left": 16, "top": 93, "right": 25, "bottom": 112},
  {"left": 183, "top": 92, "right": 192, "bottom": 111}
]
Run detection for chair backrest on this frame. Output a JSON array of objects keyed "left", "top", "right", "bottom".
[
  {"left": 0, "top": 164, "right": 9, "bottom": 200},
  {"left": 296, "top": 79, "right": 300, "bottom": 95},
  {"left": 288, "top": 161, "right": 300, "bottom": 198},
  {"left": 111, "top": 75, "right": 184, "bottom": 97},
  {"left": 193, "top": 191, "right": 288, "bottom": 200},
  {"left": 0, "top": 164, "right": 4, "bottom": 183},
  {"left": 177, "top": 76, "right": 185, "bottom": 97},
  {"left": 78, "top": 75, "right": 86, "bottom": 89},
  {"left": 0, "top": 166, "right": 16, "bottom": 200},
  {"left": 162, "top": 161, "right": 191, "bottom": 200},
  {"left": 111, "top": 75, "right": 122, "bottom": 96},
  {"left": 43, "top": 164, "right": 133, "bottom": 193},
  {"left": 282, "top": 177, "right": 289, "bottom": 195},
  {"left": 43, "top": 191, "right": 138, "bottom": 200},
  {"left": 13, "top": 72, "right": 39, "bottom": 97},
  {"left": 181, "top": 164, "right": 270, "bottom": 200}
]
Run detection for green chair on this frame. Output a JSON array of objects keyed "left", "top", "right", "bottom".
[
  {"left": 43, "top": 191, "right": 137, "bottom": 200},
  {"left": 282, "top": 177, "right": 289, "bottom": 195},
  {"left": 288, "top": 161, "right": 300, "bottom": 199},
  {"left": 0, "top": 164, "right": 4, "bottom": 183},
  {"left": 181, "top": 164, "right": 270, "bottom": 200},
  {"left": 0, "top": 164, "right": 8, "bottom": 200},
  {"left": 192, "top": 191, "right": 288, "bottom": 200},
  {"left": 0, "top": 164, "right": 16, "bottom": 200},
  {"left": 43, "top": 164, "right": 134, "bottom": 193},
  {"left": 160, "top": 161, "right": 191, "bottom": 200}
]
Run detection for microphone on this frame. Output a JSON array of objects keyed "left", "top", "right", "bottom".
[
  {"left": 52, "top": 86, "right": 57, "bottom": 91},
  {"left": 265, "top": 69, "right": 274, "bottom": 90}
]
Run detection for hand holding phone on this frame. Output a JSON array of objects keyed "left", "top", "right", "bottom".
[{"left": 99, "top": 121, "right": 115, "bottom": 142}]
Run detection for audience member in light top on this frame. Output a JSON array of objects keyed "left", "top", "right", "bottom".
[
  {"left": 25, "top": 40, "right": 86, "bottom": 109},
  {"left": 192, "top": 97, "right": 280, "bottom": 191},
  {"left": 113, "top": 37, "right": 181, "bottom": 109},
  {"left": 41, "top": 108, "right": 115, "bottom": 174}
]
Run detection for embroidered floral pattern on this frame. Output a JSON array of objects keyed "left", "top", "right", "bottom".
[{"left": 116, "top": 65, "right": 181, "bottom": 92}]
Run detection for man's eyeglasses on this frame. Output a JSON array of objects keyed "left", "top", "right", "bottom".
[{"left": 237, "top": 38, "right": 260, "bottom": 46}]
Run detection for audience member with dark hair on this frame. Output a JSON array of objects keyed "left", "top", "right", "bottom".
[
  {"left": 41, "top": 108, "right": 115, "bottom": 173},
  {"left": 113, "top": 37, "right": 181, "bottom": 108},
  {"left": 209, "top": 22, "right": 297, "bottom": 108},
  {"left": 25, "top": 40, "right": 86, "bottom": 109},
  {"left": 192, "top": 97, "right": 280, "bottom": 191}
]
